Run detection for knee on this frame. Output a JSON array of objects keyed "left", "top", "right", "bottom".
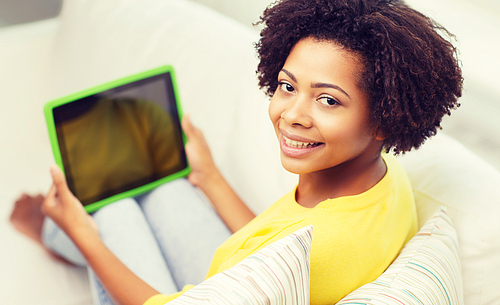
[
  {"left": 92, "top": 198, "right": 142, "bottom": 227},
  {"left": 149, "top": 178, "right": 196, "bottom": 200},
  {"left": 157, "top": 178, "right": 192, "bottom": 192},
  {"left": 41, "top": 217, "right": 87, "bottom": 266}
]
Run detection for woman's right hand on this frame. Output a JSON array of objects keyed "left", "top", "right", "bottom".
[
  {"left": 181, "top": 115, "right": 220, "bottom": 189},
  {"left": 41, "top": 165, "right": 99, "bottom": 241},
  {"left": 182, "top": 115, "right": 255, "bottom": 232}
]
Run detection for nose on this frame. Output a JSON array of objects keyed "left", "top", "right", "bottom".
[{"left": 281, "top": 95, "right": 313, "bottom": 128}]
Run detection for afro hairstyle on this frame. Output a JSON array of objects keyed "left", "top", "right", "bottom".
[{"left": 255, "top": 0, "right": 463, "bottom": 154}]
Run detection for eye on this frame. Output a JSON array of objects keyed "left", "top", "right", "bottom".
[
  {"left": 318, "top": 96, "right": 340, "bottom": 106},
  {"left": 278, "top": 82, "right": 295, "bottom": 93}
]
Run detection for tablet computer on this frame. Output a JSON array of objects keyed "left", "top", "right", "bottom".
[{"left": 44, "top": 65, "right": 190, "bottom": 213}]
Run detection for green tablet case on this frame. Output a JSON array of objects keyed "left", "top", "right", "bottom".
[{"left": 44, "top": 65, "right": 190, "bottom": 213}]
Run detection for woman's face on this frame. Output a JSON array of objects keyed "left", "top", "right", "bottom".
[{"left": 269, "top": 37, "right": 383, "bottom": 175}]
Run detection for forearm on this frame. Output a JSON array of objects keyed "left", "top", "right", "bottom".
[
  {"left": 72, "top": 229, "right": 159, "bottom": 305},
  {"left": 198, "top": 171, "right": 255, "bottom": 233},
  {"left": 42, "top": 166, "right": 161, "bottom": 305}
]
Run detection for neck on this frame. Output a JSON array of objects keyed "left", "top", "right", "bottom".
[{"left": 295, "top": 153, "right": 387, "bottom": 208}]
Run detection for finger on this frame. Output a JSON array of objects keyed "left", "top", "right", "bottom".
[
  {"left": 41, "top": 183, "right": 57, "bottom": 215},
  {"left": 49, "top": 165, "right": 74, "bottom": 202},
  {"left": 186, "top": 174, "right": 198, "bottom": 187},
  {"left": 45, "top": 183, "right": 57, "bottom": 201},
  {"left": 181, "top": 115, "right": 197, "bottom": 139}
]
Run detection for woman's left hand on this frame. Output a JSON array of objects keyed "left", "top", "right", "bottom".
[
  {"left": 181, "top": 115, "right": 219, "bottom": 189},
  {"left": 42, "top": 166, "right": 160, "bottom": 305}
]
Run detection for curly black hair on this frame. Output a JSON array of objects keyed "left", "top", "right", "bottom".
[{"left": 255, "top": 0, "right": 463, "bottom": 154}]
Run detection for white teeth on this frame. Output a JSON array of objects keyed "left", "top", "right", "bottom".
[{"left": 284, "top": 136, "right": 318, "bottom": 148}]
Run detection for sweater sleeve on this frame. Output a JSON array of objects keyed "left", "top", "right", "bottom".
[{"left": 142, "top": 285, "right": 195, "bottom": 305}]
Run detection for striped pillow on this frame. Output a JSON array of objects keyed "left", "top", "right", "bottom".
[
  {"left": 166, "top": 225, "right": 312, "bottom": 305},
  {"left": 337, "top": 206, "right": 463, "bottom": 305}
]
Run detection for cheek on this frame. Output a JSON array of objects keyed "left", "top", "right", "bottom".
[
  {"left": 340, "top": 117, "right": 376, "bottom": 150},
  {"left": 318, "top": 112, "right": 370, "bottom": 144}
]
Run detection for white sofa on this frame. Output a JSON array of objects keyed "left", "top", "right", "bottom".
[{"left": 1, "top": 0, "right": 499, "bottom": 304}]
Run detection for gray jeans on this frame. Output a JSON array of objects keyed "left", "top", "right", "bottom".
[{"left": 41, "top": 178, "right": 232, "bottom": 305}]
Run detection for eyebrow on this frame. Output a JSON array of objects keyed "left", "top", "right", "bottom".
[{"left": 280, "top": 69, "right": 351, "bottom": 99}]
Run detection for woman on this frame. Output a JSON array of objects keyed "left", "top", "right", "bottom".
[{"left": 11, "top": 0, "right": 462, "bottom": 304}]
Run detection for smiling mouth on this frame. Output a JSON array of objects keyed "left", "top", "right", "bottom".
[{"left": 283, "top": 135, "right": 323, "bottom": 149}]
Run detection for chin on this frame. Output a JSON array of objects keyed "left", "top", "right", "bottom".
[{"left": 280, "top": 159, "right": 311, "bottom": 175}]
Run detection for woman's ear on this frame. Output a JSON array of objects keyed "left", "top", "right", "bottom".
[{"left": 373, "top": 128, "right": 387, "bottom": 141}]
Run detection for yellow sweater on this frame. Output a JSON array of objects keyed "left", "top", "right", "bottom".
[{"left": 145, "top": 154, "right": 417, "bottom": 304}]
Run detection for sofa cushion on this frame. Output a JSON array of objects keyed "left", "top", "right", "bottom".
[
  {"left": 337, "top": 206, "right": 463, "bottom": 305},
  {"left": 166, "top": 226, "right": 312, "bottom": 305},
  {"left": 398, "top": 133, "right": 500, "bottom": 304}
]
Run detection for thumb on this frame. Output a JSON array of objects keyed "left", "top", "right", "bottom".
[
  {"left": 50, "top": 165, "right": 73, "bottom": 202},
  {"left": 41, "top": 183, "right": 57, "bottom": 214},
  {"left": 181, "top": 115, "right": 196, "bottom": 139}
]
